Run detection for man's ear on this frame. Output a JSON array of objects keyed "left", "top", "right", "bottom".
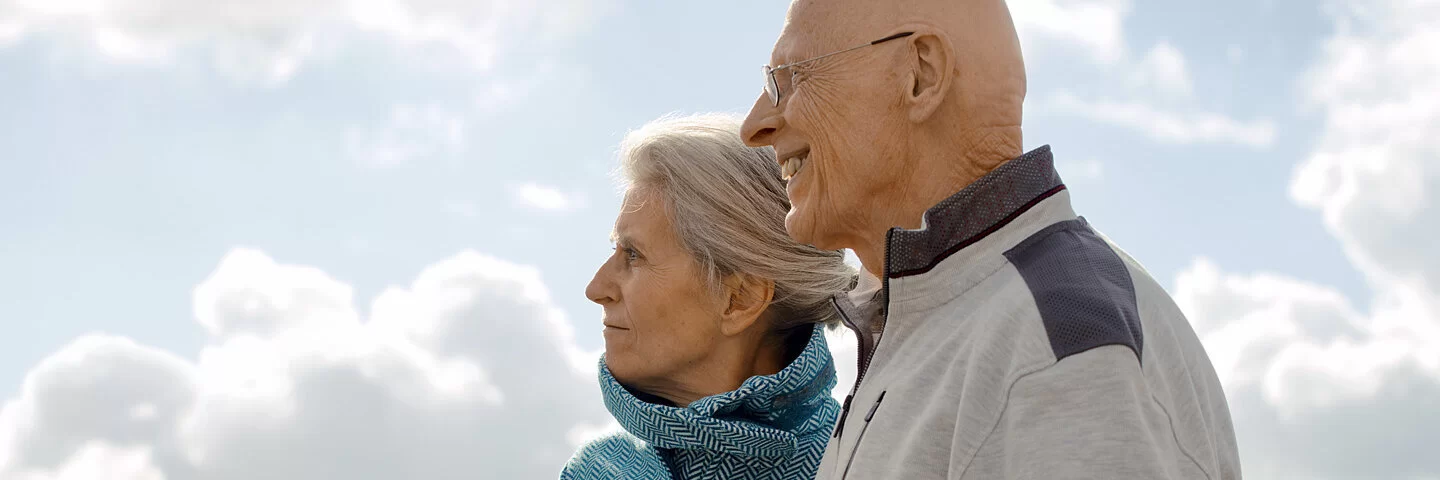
[
  {"left": 905, "top": 29, "right": 956, "bottom": 123},
  {"left": 718, "top": 273, "right": 776, "bottom": 337}
]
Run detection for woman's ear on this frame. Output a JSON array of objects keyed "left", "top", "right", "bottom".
[
  {"left": 906, "top": 29, "right": 956, "bottom": 123},
  {"left": 718, "top": 273, "right": 776, "bottom": 337}
]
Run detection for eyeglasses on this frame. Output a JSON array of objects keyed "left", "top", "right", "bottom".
[{"left": 762, "top": 31, "right": 915, "bottom": 107}]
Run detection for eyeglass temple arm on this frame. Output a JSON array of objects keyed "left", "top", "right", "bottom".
[
  {"left": 870, "top": 31, "right": 914, "bottom": 45},
  {"left": 772, "top": 31, "right": 916, "bottom": 71}
]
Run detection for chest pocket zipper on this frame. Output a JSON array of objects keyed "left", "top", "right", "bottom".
[{"left": 839, "top": 391, "right": 887, "bottom": 479}]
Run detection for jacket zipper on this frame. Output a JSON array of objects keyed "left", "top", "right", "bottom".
[
  {"left": 856, "top": 226, "right": 897, "bottom": 391},
  {"left": 831, "top": 297, "right": 879, "bottom": 440},
  {"left": 833, "top": 227, "right": 897, "bottom": 441},
  {"left": 839, "top": 391, "right": 887, "bottom": 479}
]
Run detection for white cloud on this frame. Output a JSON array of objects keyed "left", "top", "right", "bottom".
[
  {"left": 0, "top": 248, "right": 610, "bottom": 479},
  {"left": 347, "top": 104, "right": 466, "bottom": 169},
  {"left": 191, "top": 249, "right": 361, "bottom": 338},
  {"left": 1049, "top": 91, "right": 1278, "bottom": 147},
  {"left": 512, "top": 183, "right": 580, "bottom": 212},
  {"left": 0, "top": 22, "right": 23, "bottom": 46},
  {"left": 7, "top": 442, "right": 166, "bottom": 480},
  {"left": 1173, "top": 258, "right": 1370, "bottom": 401},
  {"left": 1171, "top": 1, "right": 1440, "bottom": 477},
  {"left": 1009, "top": 0, "right": 1129, "bottom": 65},
  {"left": 1011, "top": 0, "right": 1192, "bottom": 98},
  {"left": 1173, "top": 258, "right": 1440, "bottom": 479},
  {"left": 1292, "top": 0, "right": 1440, "bottom": 293},
  {"left": 1010, "top": 0, "right": 1266, "bottom": 145},
  {"left": 1129, "top": 41, "right": 1193, "bottom": 97},
  {"left": 0, "top": 0, "right": 602, "bottom": 83}
]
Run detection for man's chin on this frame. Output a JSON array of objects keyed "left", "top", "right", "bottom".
[{"left": 784, "top": 208, "right": 838, "bottom": 249}]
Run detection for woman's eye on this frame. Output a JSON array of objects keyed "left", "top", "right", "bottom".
[{"left": 613, "top": 246, "right": 640, "bottom": 265}]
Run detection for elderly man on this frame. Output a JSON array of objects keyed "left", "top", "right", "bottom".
[{"left": 741, "top": 0, "right": 1241, "bottom": 479}]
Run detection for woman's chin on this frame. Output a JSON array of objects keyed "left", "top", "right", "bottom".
[
  {"left": 606, "top": 361, "right": 643, "bottom": 387},
  {"left": 602, "top": 347, "right": 632, "bottom": 372}
]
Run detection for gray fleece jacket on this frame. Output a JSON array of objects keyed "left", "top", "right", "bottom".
[{"left": 818, "top": 145, "right": 1240, "bottom": 479}]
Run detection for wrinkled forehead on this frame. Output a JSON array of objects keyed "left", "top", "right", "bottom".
[
  {"left": 771, "top": 0, "right": 871, "bottom": 63},
  {"left": 612, "top": 185, "right": 661, "bottom": 235}
]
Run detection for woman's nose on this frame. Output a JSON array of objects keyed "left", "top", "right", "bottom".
[{"left": 585, "top": 261, "right": 617, "bottom": 305}]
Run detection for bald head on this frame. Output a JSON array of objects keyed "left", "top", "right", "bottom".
[
  {"left": 740, "top": 0, "right": 1029, "bottom": 274},
  {"left": 784, "top": 0, "right": 1026, "bottom": 84},
  {"left": 772, "top": 0, "right": 1026, "bottom": 151}
]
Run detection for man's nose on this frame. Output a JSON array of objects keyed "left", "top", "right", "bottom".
[{"left": 741, "top": 93, "right": 783, "bottom": 147}]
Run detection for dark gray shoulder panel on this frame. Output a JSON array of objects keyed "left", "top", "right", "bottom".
[{"left": 1003, "top": 218, "right": 1143, "bottom": 363}]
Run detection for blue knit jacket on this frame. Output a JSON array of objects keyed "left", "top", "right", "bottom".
[{"left": 560, "top": 324, "right": 840, "bottom": 480}]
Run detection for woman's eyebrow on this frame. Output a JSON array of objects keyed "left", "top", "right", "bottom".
[{"left": 611, "top": 232, "right": 645, "bottom": 251}]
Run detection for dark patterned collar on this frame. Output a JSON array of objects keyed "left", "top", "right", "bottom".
[{"left": 885, "top": 145, "right": 1065, "bottom": 279}]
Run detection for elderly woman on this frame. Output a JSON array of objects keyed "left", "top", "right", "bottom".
[{"left": 561, "top": 113, "right": 853, "bottom": 480}]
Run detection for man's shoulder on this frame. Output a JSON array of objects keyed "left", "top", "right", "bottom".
[
  {"left": 999, "top": 218, "right": 1145, "bottom": 364},
  {"left": 893, "top": 217, "right": 1169, "bottom": 386}
]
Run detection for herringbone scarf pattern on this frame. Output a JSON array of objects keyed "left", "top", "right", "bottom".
[{"left": 561, "top": 324, "right": 840, "bottom": 480}]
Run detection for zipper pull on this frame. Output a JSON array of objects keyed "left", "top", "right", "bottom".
[
  {"left": 833, "top": 394, "right": 854, "bottom": 439},
  {"left": 864, "top": 391, "right": 887, "bottom": 422}
]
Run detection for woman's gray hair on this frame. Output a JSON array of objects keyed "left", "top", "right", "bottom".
[{"left": 617, "top": 112, "right": 854, "bottom": 331}]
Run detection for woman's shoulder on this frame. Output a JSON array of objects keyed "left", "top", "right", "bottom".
[{"left": 559, "top": 431, "right": 668, "bottom": 480}]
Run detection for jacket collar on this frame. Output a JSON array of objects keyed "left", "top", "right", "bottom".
[
  {"left": 831, "top": 146, "right": 1071, "bottom": 346},
  {"left": 885, "top": 145, "right": 1065, "bottom": 279},
  {"left": 598, "top": 323, "right": 837, "bottom": 457}
]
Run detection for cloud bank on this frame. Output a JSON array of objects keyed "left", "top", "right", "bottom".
[
  {"left": 1173, "top": 1, "right": 1440, "bottom": 477},
  {"left": 0, "top": 248, "right": 610, "bottom": 479}
]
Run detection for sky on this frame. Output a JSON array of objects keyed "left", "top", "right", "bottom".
[{"left": 0, "top": 0, "right": 1437, "bottom": 478}]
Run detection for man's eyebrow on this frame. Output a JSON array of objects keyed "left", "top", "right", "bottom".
[
  {"left": 772, "top": 44, "right": 798, "bottom": 65},
  {"left": 769, "top": 47, "right": 788, "bottom": 65}
]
